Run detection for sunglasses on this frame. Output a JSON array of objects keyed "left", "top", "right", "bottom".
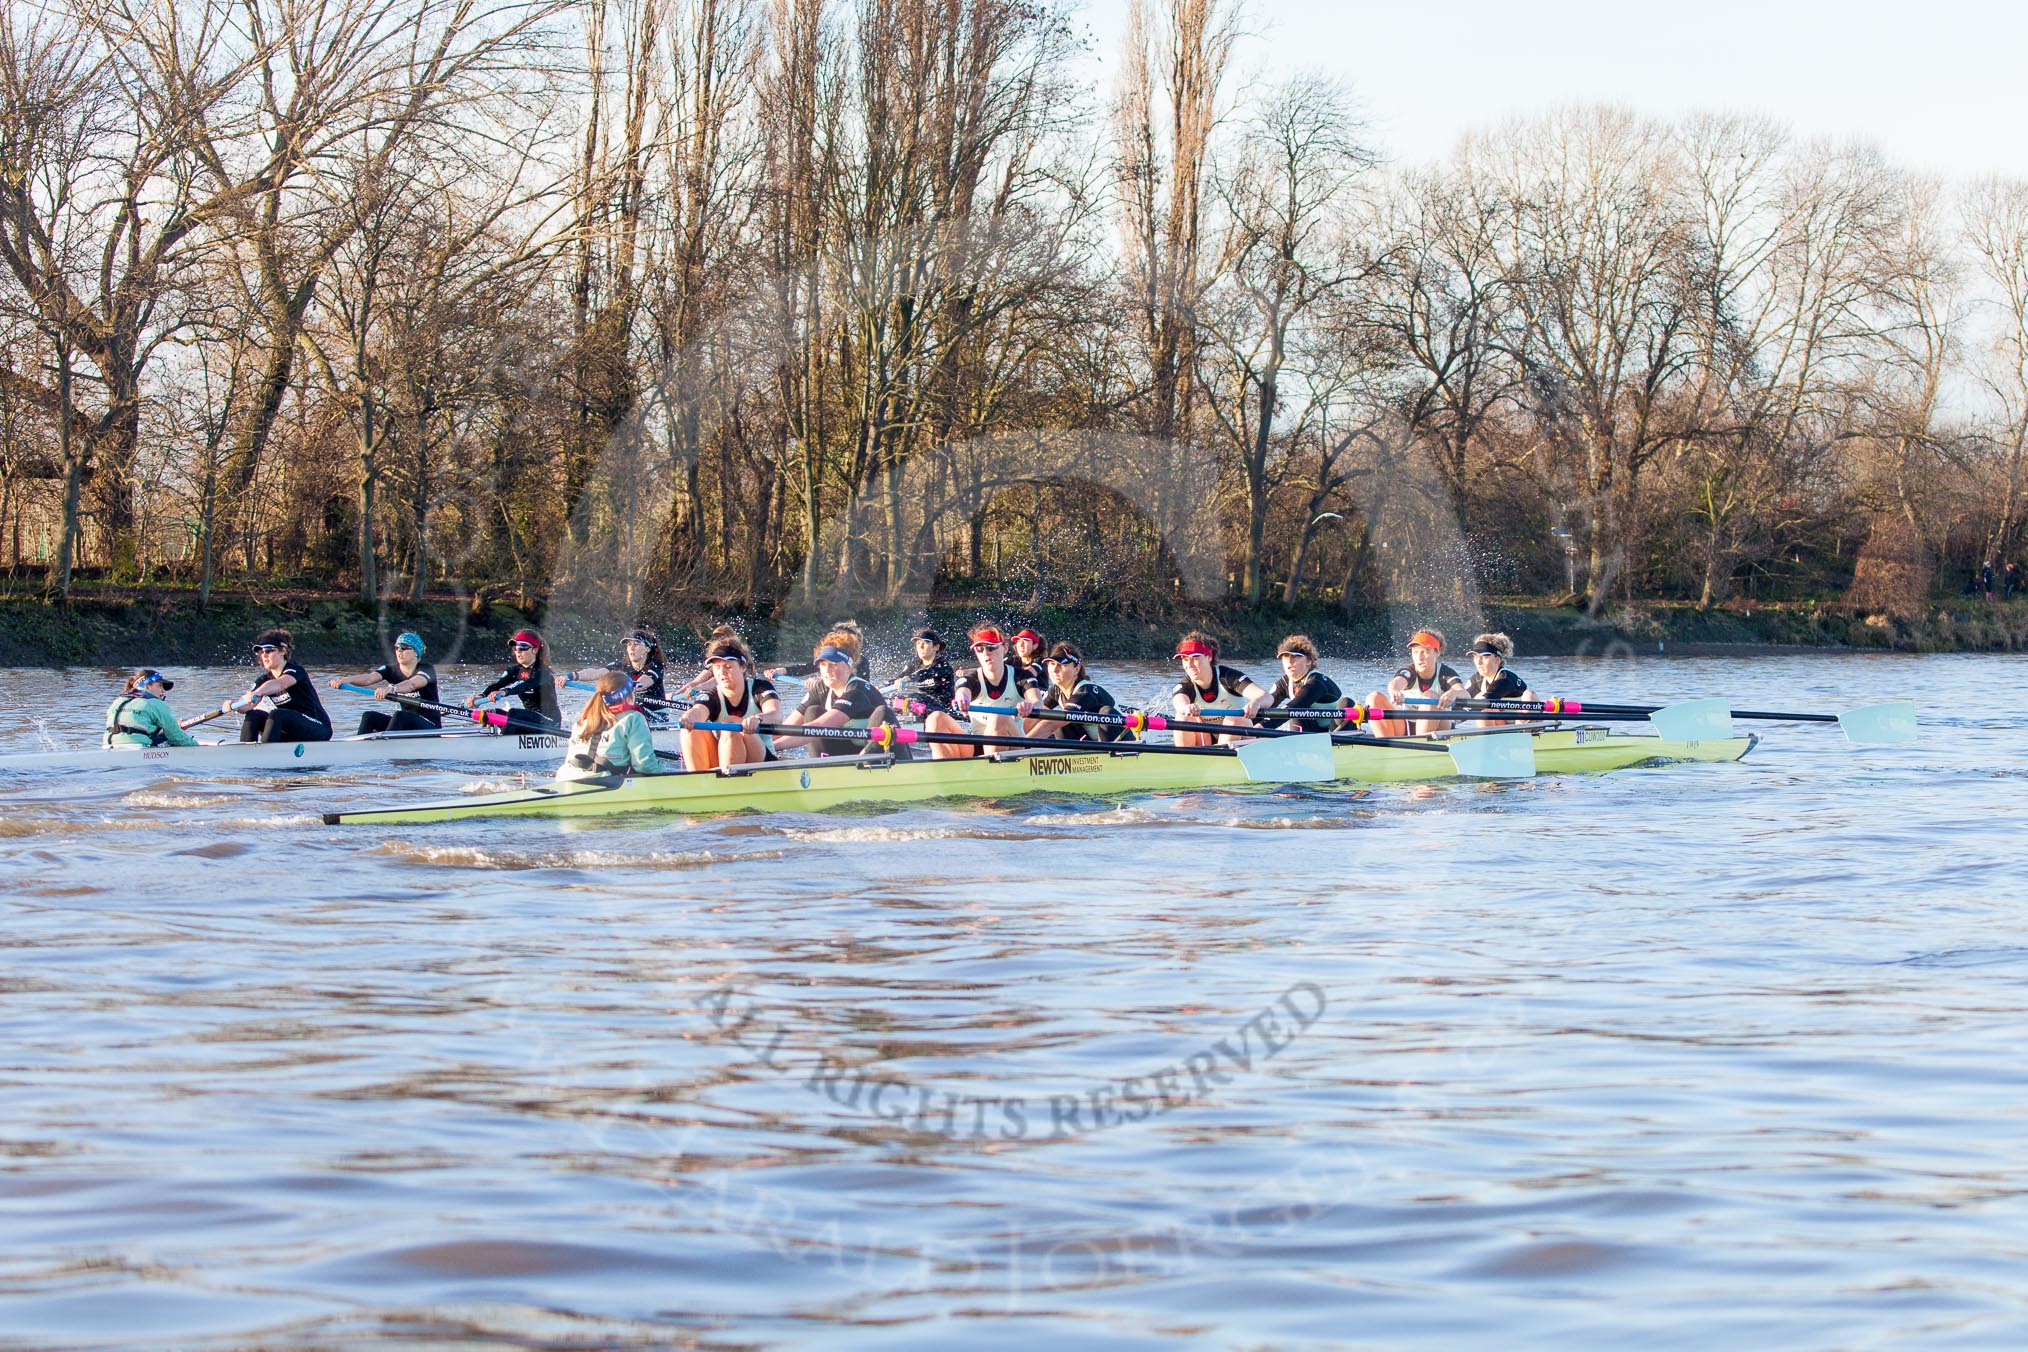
[
  {"left": 971, "top": 642, "right": 1004, "bottom": 653},
  {"left": 511, "top": 642, "right": 537, "bottom": 651},
  {"left": 252, "top": 644, "right": 281, "bottom": 654}
]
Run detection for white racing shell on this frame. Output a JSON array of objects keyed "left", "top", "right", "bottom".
[{"left": 0, "top": 726, "right": 578, "bottom": 774}]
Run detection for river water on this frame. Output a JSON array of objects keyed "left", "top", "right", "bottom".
[{"left": 0, "top": 652, "right": 2023, "bottom": 1349}]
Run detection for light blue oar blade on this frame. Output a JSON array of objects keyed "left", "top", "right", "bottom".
[
  {"left": 1446, "top": 731, "right": 1535, "bottom": 779},
  {"left": 1235, "top": 732, "right": 1337, "bottom": 783},
  {"left": 1648, "top": 697, "right": 1733, "bottom": 742},
  {"left": 1836, "top": 700, "right": 1917, "bottom": 745}
]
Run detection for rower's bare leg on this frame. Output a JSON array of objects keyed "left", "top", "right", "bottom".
[
  {"left": 1366, "top": 691, "right": 1409, "bottom": 739},
  {"left": 718, "top": 730, "right": 764, "bottom": 767},
  {"left": 926, "top": 710, "right": 973, "bottom": 759},
  {"left": 681, "top": 727, "right": 722, "bottom": 771},
  {"left": 972, "top": 713, "right": 1023, "bottom": 756},
  {"left": 1215, "top": 716, "right": 1254, "bottom": 746}
]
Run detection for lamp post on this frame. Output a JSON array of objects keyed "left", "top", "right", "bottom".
[{"left": 1549, "top": 525, "right": 1577, "bottom": 596}]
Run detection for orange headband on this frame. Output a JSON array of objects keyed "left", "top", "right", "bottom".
[{"left": 1409, "top": 630, "right": 1442, "bottom": 652}]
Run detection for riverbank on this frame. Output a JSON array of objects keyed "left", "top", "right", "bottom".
[{"left": 1, "top": 589, "right": 2023, "bottom": 667}]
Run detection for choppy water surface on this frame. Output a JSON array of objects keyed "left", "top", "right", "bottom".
[{"left": 1, "top": 652, "right": 2025, "bottom": 1349}]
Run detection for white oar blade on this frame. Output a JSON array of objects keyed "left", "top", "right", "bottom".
[
  {"left": 1648, "top": 697, "right": 1733, "bottom": 742},
  {"left": 1446, "top": 732, "right": 1535, "bottom": 779},
  {"left": 1236, "top": 733, "right": 1336, "bottom": 783},
  {"left": 1837, "top": 700, "right": 1918, "bottom": 745}
]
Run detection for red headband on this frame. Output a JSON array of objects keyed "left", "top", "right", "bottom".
[
  {"left": 1014, "top": 629, "right": 1042, "bottom": 645},
  {"left": 970, "top": 627, "right": 1005, "bottom": 646},
  {"left": 1174, "top": 639, "right": 1217, "bottom": 660},
  {"left": 511, "top": 630, "right": 541, "bottom": 647}
]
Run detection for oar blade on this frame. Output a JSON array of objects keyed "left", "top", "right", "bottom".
[
  {"left": 1648, "top": 697, "right": 1733, "bottom": 742},
  {"left": 1446, "top": 731, "right": 1536, "bottom": 779},
  {"left": 1236, "top": 732, "right": 1337, "bottom": 783},
  {"left": 1836, "top": 700, "right": 1918, "bottom": 746}
]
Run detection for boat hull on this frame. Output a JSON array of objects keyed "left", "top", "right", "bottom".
[
  {"left": 0, "top": 728, "right": 573, "bottom": 773},
  {"left": 323, "top": 727, "right": 1757, "bottom": 825}
]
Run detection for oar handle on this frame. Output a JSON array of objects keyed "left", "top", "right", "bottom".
[{"left": 179, "top": 707, "right": 230, "bottom": 730}]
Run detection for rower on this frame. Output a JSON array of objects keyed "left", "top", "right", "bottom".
[
  {"left": 329, "top": 632, "right": 442, "bottom": 735},
  {"left": 105, "top": 669, "right": 199, "bottom": 749},
  {"left": 228, "top": 629, "right": 334, "bottom": 744},
  {"left": 1365, "top": 628, "right": 1463, "bottom": 737},
  {"left": 927, "top": 624, "right": 1041, "bottom": 760},
  {"left": 1170, "top": 631, "right": 1269, "bottom": 747},
  {"left": 559, "top": 670, "right": 669, "bottom": 781},
  {"left": 679, "top": 636, "right": 780, "bottom": 769},
  {"left": 774, "top": 642, "right": 893, "bottom": 758},
  {"left": 838, "top": 620, "right": 872, "bottom": 677},
  {"left": 768, "top": 622, "right": 871, "bottom": 689},
  {"left": 1011, "top": 627, "right": 1048, "bottom": 691},
  {"left": 1038, "top": 642, "right": 1133, "bottom": 743},
  {"left": 1261, "top": 635, "right": 1347, "bottom": 730},
  {"left": 566, "top": 627, "right": 668, "bottom": 716},
  {"left": 890, "top": 626, "right": 957, "bottom": 712},
  {"left": 668, "top": 623, "right": 743, "bottom": 702},
  {"left": 471, "top": 630, "right": 562, "bottom": 730},
  {"left": 1461, "top": 632, "right": 1539, "bottom": 726}
]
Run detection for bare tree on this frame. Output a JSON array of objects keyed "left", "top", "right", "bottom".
[
  {"left": 1675, "top": 119, "right": 1895, "bottom": 607},
  {"left": 1858, "top": 175, "right": 1962, "bottom": 551},
  {"left": 1196, "top": 73, "right": 1374, "bottom": 606},
  {"left": 1363, "top": 167, "right": 1519, "bottom": 506},
  {"left": 1114, "top": 0, "right": 1236, "bottom": 555},
  {"left": 1468, "top": 107, "right": 1702, "bottom": 610},
  {"left": 1963, "top": 175, "right": 2028, "bottom": 564}
]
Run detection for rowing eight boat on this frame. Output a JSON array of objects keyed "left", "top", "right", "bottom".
[
  {"left": 322, "top": 725, "right": 1756, "bottom": 825},
  {"left": 0, "top": 726, "right": 573, "bottom": 773}
]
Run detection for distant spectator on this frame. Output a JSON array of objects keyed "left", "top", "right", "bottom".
[
  {"left": 1980, "top": 560, "right": 1995, "bottom": 600},
  {"left": 2007, "top": 561, "right": 2020, "bottom": 601}
]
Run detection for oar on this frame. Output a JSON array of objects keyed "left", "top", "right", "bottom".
[
  {"left": 691, "top": 719, "right": 1332, "bottom": 782},
  {"left": 178, "top": 707, "right": 232, "bottom": 731},
  {"left": 969, "top": 705, "right": 1537, "bottom": 779},
  {"left": 337, "top": 682, "right": 520, "bottom": 730},
  {"left": 1419, "top": 695, "right": 1917, "bottom": 745},
  {"left": 1387, "top": 698, "right": 1728, "bottom": 734}
]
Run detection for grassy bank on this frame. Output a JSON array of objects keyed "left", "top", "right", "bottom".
[{"left": 4, "top": 587, "right": 2025, "bottom": 668}]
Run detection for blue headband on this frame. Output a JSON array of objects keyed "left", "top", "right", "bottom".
[{"left": 396, "top": 632, "right": 425, "bottom": 657}]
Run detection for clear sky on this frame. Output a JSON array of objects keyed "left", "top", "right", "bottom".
[{"left": 1078, "top": 0, "right": 2028, "bottom": 182}]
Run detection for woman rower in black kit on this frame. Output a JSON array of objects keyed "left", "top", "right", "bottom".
[
  {"left": 1260, "top": 635, "right": 1348, "bottom": 731},
  {"left": 228, "top": 629, "right": 333, "bottom": 744},
  {"left": 471, "top": 629, "right": 562, "bottom": 730},
  {"left": 1037, "top": 642, "right": 1133, "bottom": 743},
  {"left": 328, "top": 631, "right": 441, "bottom": 735},
  {"left": 1457, "top": 632, "right": 1540, "bottom": 727}
]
